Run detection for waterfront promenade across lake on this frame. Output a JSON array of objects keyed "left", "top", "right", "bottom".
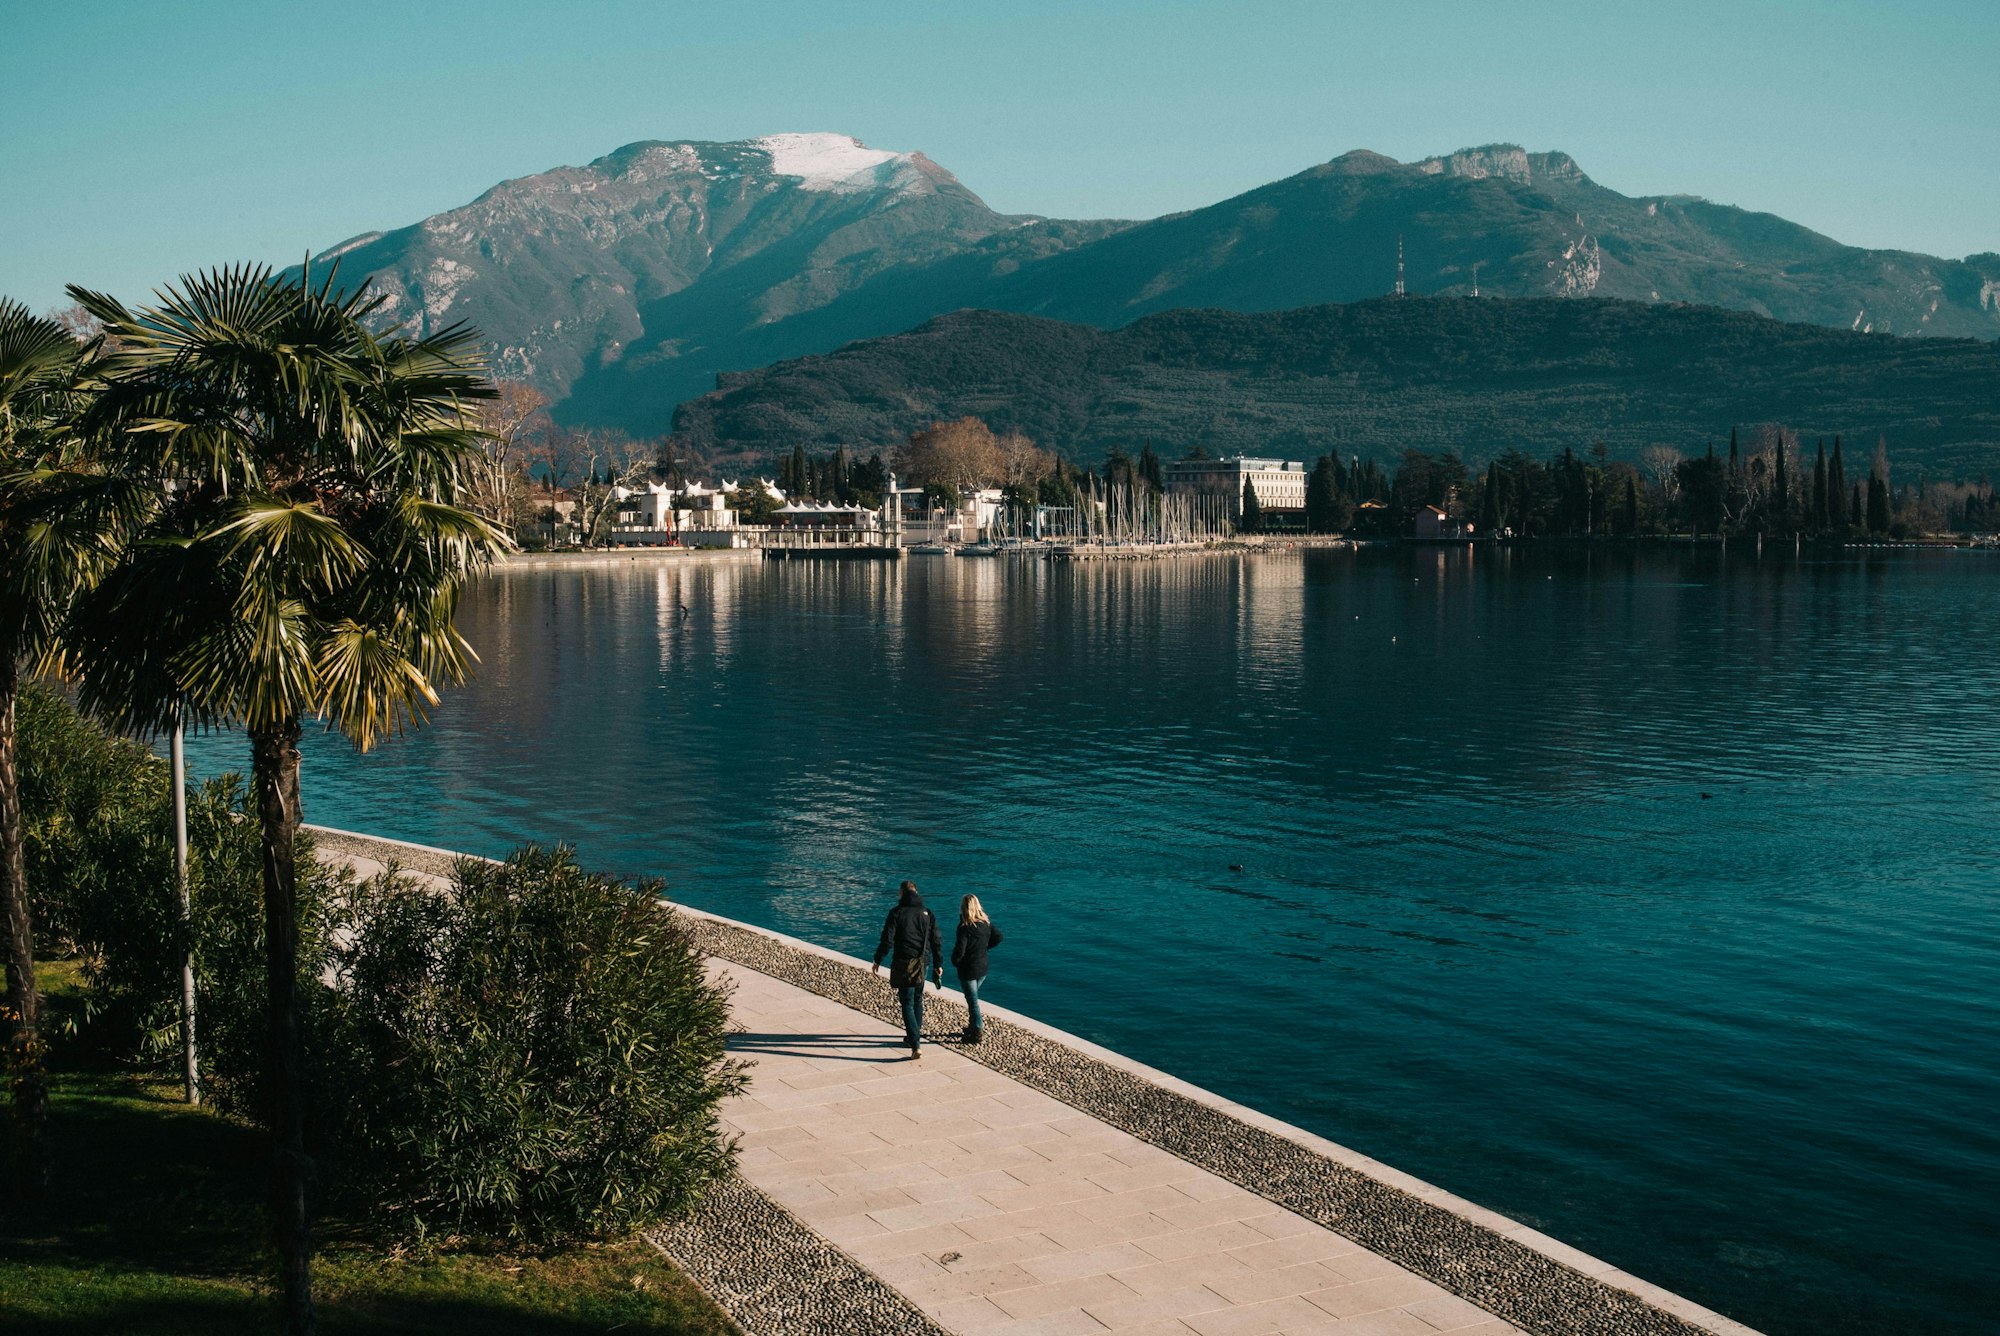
[{"left": 316, "top": 827, "right": 1759, "bottom": 1336}]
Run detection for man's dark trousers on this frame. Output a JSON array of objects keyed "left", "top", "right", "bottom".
[{"left": 898, "top": 984, "right": 925, "bottom": 1049}]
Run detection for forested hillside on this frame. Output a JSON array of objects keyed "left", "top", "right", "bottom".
[{"left": 670, "top": 297, "right": 2000, "bottom": 476}]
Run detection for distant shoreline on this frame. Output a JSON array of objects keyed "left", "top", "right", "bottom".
[
  {"left": 496, "top": 548, "right": 763, "bottom": 570},
  {"left": 489, "top": 533, "right": 1987, "bottom": 572}
]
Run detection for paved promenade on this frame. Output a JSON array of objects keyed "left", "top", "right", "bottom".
[
  {"left": 720, "top": 960, "right": 1519, "bottom": 1336},
  {"left": 313, "top": 827, "right": 1758, "bottom": 1336}
]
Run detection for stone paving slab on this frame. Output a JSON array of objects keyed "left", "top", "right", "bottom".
[{"left": 716, "top": 959, "right": 1526, "bottom": 1336}]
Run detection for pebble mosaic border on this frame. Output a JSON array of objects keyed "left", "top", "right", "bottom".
[{"left": 646, "top": 1175, "right": 955, "bottom": 1336}]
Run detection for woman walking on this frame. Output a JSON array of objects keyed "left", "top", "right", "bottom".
[{"left": 951, "top": 894, "right": 1004, "bottom": 1044}]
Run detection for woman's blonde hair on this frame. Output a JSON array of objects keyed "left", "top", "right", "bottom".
[{"left": 960, "top": 894, "right": 988, "bottom": 925}]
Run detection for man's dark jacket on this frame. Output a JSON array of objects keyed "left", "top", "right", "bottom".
[
  {"left": 951, "top": 919, "right": 1004, "bottom": 982},
  {"left": 874, "top": 887, "right": 943, "bottom": 986}
]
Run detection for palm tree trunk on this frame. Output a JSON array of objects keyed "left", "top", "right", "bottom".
[
  {"left": 0, "top": 656, "right": 46, "bottom": 1198},
  {"left": 251, "top": 718, "right": 314, "bottom": 1336}
]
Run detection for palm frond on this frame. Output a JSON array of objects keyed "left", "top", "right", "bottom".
[
  {"left": 315, "top": 619, "right": 438, "bottom": 751},
  {"left": 208, "top": 496, "right": 368, "bottom": 592},
  {"left": 61, "top": 261, "right": 504, "bottom": 743}
]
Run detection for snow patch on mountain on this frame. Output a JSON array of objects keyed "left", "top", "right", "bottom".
[{"left": 757, "top": 133, "right": 909, "bottom": 193}]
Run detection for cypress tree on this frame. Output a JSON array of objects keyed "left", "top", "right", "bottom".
[
  {"left": 789, "top": 444, "right": 810, "bottom": 498},
  {"left": 1623, "top": 475, "right": 1639, "bottom": 536},
  {"left": 1305, "top": 456, "right": 1339, "bottom": 533},
  {"left": 1868, "top": 438, "right": 1892, "bottom": 533},
  {"left": 1138, "top": 444, "right": 1163, "bottom": 492},
  {"left": 1812, "top": 439, "right": 1828, "bottom": 531},
  {"left": 1773, "top": 444, "right": 1789, "bottom": 522},
  {"left": 1238, "top": 481, "right": 1265, "bottom": 534},
  {"left": 1850, "top": 482, "right": 1863, "bottom": 528},
  {"left": 1828, "top": 436, "right": 1847, "bottom": 532}
]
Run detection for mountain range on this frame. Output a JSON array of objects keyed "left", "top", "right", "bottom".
[
  {"left": 314, "top": 133, "right": 2000, "bottom": 442},
  {"left": 668, "top": 298, "right": 2000, "bottom": 478}
]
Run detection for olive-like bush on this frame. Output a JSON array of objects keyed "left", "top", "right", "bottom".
[
  {"left": 327, "top": 846, "right": 744, "bottom": 1242},
  {"left": 18, "top": 685, "right": 342, "bottom": 1089},
  {"left": 21, "top": 690, "right": 740, "bottom": 1242}
]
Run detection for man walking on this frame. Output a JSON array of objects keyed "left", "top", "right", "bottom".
[{"left": 872, "top": 880, "right": 944, "bottom": 1058}]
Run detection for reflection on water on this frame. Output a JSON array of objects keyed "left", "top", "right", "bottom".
[{"left": 184, "top": 547, "right": 2000, "bottom": 1336}]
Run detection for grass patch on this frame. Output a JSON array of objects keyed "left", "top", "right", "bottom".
[{"left": 1, "top": 965, "right": 738, "bottom": 1335}]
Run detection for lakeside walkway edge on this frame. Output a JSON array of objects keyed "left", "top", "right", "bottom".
[{"left": 309, "top": 826, "right": 1763, "bottom": 1336}]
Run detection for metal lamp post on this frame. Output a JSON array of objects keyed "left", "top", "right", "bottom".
[{"left": 171, "top": 704, "right": 196, "bottom": 1104}]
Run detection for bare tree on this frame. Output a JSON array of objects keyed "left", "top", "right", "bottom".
[
  {"left": 44, "top": 302, "right": 104, "bottom": 345},
  {"left": 997, "top": 430, "right": 1055, "bottom": 488},
  {"left": 1641, "top": 444, "right": 1684, "bottom": 509},
  {"left": 897, "top": 417, "right": 1008, "bottom": 494},
  {"left": 471, "top": 381, "right": 548, "bottom": 536},
  {"left": 540, "top": 428, "right": 658, "bottom": 545}
]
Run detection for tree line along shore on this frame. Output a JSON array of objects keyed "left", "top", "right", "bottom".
[{"left": 500, "top": 410, "right": 1991, "bottom": 548}]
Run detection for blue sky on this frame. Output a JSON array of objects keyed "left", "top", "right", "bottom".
[{"left": 5, "top": 0, "right": 1997, "bottom": 312}]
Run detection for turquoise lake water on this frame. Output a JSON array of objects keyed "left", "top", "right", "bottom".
[{"left": 183, "top": 547, "right": 2000, "bottom": 1335}]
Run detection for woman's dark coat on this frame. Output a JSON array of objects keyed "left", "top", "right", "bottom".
[{"left": 950, "top": 918, "right": 1003, "bottom": 982}]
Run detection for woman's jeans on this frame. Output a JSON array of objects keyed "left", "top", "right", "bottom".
[
  {"left": 898, "top": 984, "right": 925, "bottom": 1048},
  {"left": 961, "top": 975, "right": 985, "bottom": 1029}
]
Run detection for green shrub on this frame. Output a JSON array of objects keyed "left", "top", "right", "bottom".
[
  {"left": 19, "top": 691, "right": 741, "bottom": 1242},
  {"left": 18, "top": 684, "right": 170, "bottom": 964},
  {"left": 326, "top": 845, "right": 744, "bottom": 1242},
  {"left": 180, "top": 777, "right": 349, "bottom": 1121},
  {"left": 18, "top": 685, "right": 346, "bottom": 1092}
]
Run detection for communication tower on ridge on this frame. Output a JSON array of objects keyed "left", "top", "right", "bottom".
[
  {"left": 1471, "top": 261, "right": 1481, "bottom": 297},
  {"left": 1394, "top": 234, "right": 1405, "bottom": 297}
]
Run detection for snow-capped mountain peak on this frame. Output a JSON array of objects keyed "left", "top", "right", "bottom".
[{"left": 755, "top": 132, "right": 918, "bottom": 194}]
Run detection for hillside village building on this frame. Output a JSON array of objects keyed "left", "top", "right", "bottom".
[{"left": 1162, "top": 456, "right": 1307, "bottom": 524}]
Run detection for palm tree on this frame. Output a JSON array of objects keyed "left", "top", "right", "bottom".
[
  {"left": 0, "top": 299, "right": 96, "bottom": 1197},
  {"left": 67, "top": 265, "right": 503, "bottom": 1335}
]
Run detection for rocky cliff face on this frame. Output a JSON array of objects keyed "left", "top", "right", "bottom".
[{"left": 1416, "top": 144, "right": 1584, "bottom": 184}]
